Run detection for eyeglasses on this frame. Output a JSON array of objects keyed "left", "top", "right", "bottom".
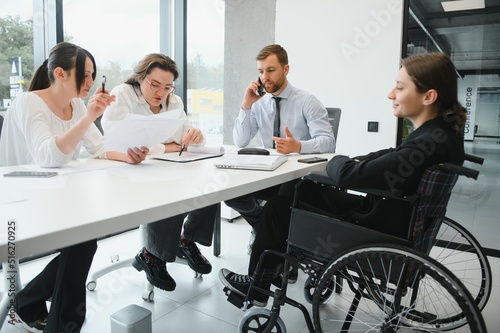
[{"left": 144, "top": 77, "right": 176, "bottom": 94}]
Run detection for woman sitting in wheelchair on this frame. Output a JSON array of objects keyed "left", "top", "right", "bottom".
[{"left": 219, "top": 52, "right": 467, "bottom": 308}]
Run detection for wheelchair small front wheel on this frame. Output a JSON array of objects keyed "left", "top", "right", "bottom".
[
  {"left": 238, "top": 308, "right": 287, "bottom": 333},
  {"left": 303, "top": 276, "right": 334, "bottom": 305}
]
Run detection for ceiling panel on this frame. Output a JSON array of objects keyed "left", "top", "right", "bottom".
[{"left": 408, "top": 0, "right": 500, "bottom": 75}]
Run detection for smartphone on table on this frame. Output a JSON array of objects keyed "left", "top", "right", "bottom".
[
  {"left": 4, "top": 171, "right": 58, "bottom": 178},
  {"left": 297, "top": 157, "right": 328, "bottom": 164}
]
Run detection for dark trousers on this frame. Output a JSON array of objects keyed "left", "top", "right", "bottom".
[
  {"left": 182, "top": 203, "right": 219, "bottom": 246},
  {"left": 224, "top": 180, "right": 297, "bottom": 229},
  {"left": 15, "top": 239, "right": 97, "bottom": 333},
  {"left": 142, "top": 204, "right": 219, "bottom": 262}
]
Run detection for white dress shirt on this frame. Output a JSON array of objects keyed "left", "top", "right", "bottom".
[{"left": 233, "top": 82, "right": 336, "bottom": 153}]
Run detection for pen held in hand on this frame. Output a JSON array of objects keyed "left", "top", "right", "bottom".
[{"left": 179, "top": 129, "right": 190, "bottom": 156}]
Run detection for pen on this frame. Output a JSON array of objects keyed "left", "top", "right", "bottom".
[
  {"left": 179, "top": 129, "right": 190, "bottom": 156},
  {"left": 179, "top": 143, "right": 185, "bottom": 156},
  {"left": 101, "top": 75, "right": 106, "bottom": 92}
]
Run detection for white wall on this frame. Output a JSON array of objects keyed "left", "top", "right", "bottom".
[{"left": 276, "top": 0, "right": 404, "bottom": 156}]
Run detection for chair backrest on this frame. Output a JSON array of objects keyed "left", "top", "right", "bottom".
[
  {"left": 326, "top": 107, "right": 342, "bottom": 139},
  {"left": 411, "top": 167, "right": 459, "bottom": 255}
]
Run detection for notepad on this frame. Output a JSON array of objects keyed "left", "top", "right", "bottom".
[
  {"left": 154, "top": 146, "right": 225, "bottom": 163},
  {"left": 214, "top": 155, "right": 288, "bottom": 171}
]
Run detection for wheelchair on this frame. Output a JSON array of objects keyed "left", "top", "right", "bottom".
[{"left": 235, "top": 156, "right": 488, "bottom": 333}]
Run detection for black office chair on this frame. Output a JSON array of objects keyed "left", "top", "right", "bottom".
[
  {"left": 87, "top": 205, "right": 221, "bottom": 301},
  {"left": 0, "top": 114, "right": 4, "bottom": 138},
  {"left": 326, "top": 107, "right": 341, "bottom": 140}
]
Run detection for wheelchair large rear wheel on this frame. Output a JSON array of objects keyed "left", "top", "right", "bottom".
[
  {"left": 431, "top": 216, "right": 491, "bottom": 311},
  {"left": 312, "top": 245, "right": 486, "bottom": 332}
]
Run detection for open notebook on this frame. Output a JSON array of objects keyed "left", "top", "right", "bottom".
[
  {"left": 154, "top": 146, "right": 224, "bottom": 163},
  {"left": 214, "top": 155, "right": 288, "bottom": 171}
]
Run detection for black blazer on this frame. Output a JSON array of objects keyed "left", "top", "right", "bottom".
[
  {"left": 326, "top": 116, "right": 465, "bottom": 195},
  {"left": 324, "top": 116, "right": 464, "bottom": 238}
]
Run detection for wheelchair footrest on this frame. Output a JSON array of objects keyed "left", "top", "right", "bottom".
[{"left": 223, "top": 287, "right": 253, "bottom": 310}]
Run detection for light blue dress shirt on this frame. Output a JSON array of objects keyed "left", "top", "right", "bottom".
[{"left": 233, "top": 82, "right": 336, "bottom": 153}]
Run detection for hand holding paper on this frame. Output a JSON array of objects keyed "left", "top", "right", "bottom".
[{"left": 104, "top": 110, "right": 185, "bottom": 153}]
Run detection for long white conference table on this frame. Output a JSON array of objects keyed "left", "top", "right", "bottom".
[
  {"left": 0, "top": 151, "right": 332, "bottom": 328},
  {"left": 1, "top": 152, "right": 333, "bottom": 264}
]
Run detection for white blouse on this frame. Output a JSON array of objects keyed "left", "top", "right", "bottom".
[
  {"left": 0, "top": 92, "right": 105, "bottom": 167},
  {"left": 101, "top": 83, "right": 203, "bottom": 155}
]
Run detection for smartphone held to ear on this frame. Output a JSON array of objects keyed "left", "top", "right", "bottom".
[{"left": 257, "top": 77, "right": 265, "bottom": 96}]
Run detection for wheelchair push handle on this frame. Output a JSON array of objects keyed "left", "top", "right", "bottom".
[{"left": 464, "top": 153, "right": 484, "bottom": 165}]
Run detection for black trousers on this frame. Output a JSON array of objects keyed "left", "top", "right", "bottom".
[
  {"left": 15, "top": 239, "right": 97, "bottom": 333},
  {"left": 224, "top": 180, "right": 297, "bottom": 229},
  {"left": 142, "top": 204, "right": 219, "bottom": 262},
  {"left": 248, "top": 180, "right": 411, "bottom": 278},
  {"left": 182, "top": 203, "right": 219, "bottom": 246}
]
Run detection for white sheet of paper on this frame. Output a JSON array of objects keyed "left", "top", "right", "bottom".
[{"left": 104, "top": 109, "right": 185, "bottom": 153}]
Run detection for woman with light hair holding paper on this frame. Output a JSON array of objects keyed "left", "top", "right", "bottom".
[{"left": 102, "top": 53, "right": 217, "bottom": 292}]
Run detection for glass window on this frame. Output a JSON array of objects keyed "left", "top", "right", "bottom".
[
  {"left": 63, "top": 0, "right": 160, "bottom": 98},
  {"left": 0, "top": 0, "right": 33, "bottom": 114},
  {"left": 186, "top": 0, "right": 224, "bottom": 145},
  {"left": 63, "top": 0, "right": 160, "bottom": 132}
]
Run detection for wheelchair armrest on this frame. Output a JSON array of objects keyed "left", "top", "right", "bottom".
[
  {"left": 304, "top": 171, "right": 337, "bottom": 186},
  {"left": 303, "top": 171, "right": 418, "bottom": 203},
  {"left": 435, "top": 163, "right": 479, "bottom": 180}
]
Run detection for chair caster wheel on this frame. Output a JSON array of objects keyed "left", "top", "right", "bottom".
[
  {"left": 142, "top": 290, "right": 154, "bottom": 302},
  {"left": 194, "top": 271, "right": 203, "bottom": 278},
  {"left": 86, "top": 281, "right": 96, "bottom": 291}
]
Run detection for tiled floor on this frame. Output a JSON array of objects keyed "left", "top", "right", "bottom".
[
  {"left": 3, "top": 137, "right": 500, "bottom": 332},
  {"left": 2, "top": 217, "right": 500, "bottom": 333}
]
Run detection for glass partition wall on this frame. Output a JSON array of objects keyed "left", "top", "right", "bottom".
[{"left": 403, "top": 0, "right": 500, "bottom": 253}]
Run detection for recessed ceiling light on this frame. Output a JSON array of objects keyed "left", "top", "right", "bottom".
[{"left": 441, "top": 0, "right": 485, "bottom": 12}]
